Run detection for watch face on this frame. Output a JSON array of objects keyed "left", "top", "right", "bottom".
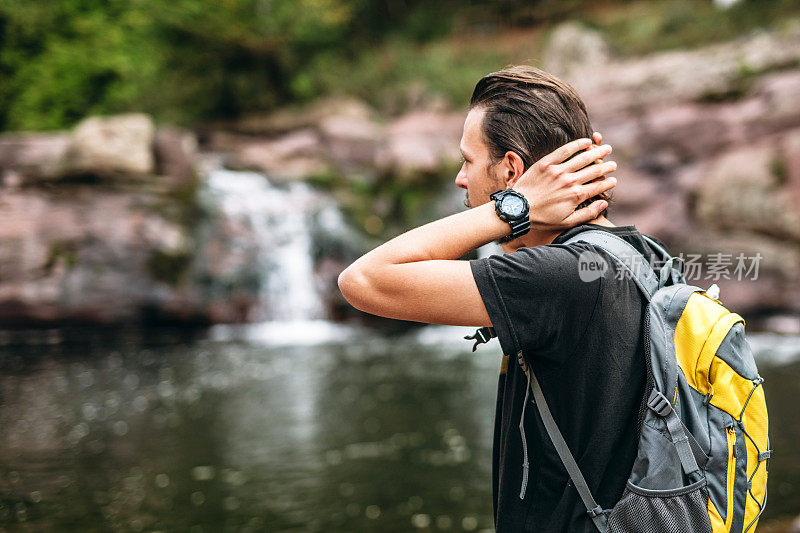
[{"left": 502, "top": 195, "right": 526, "bottom": 217}]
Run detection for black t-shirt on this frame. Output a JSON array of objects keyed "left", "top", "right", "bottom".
[{"left": 469, "top": 224, "right": 665, "bottom": 533}]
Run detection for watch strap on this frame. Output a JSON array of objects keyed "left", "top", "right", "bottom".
[
  {"left": 499, "top": 217, "right": 531, "bottom": 243},
  {"left": 508, "top": 217, "right": 531, "bottom": 238}
]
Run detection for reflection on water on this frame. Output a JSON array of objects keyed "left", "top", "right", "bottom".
[{"left": 0, "top": 326, "right": 798, "bottom": 531}]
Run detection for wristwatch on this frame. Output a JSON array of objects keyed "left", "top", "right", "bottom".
[{"left": 490, "top": 189, "right": 530, "bottom": 243}]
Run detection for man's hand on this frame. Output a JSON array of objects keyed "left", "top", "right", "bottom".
[{"left": 510, "top": 136, "right": 616, "bottom": 231}]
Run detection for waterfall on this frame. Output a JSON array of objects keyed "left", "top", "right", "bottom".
[{"left": 199, "top": 158, "right": 330, "bottom": 322}]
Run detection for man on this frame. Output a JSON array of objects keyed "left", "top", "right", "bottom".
[{"left": 338, "top": 66, "right": 664, "bottom": 532}]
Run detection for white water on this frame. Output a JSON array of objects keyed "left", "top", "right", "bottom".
[{"left": 200, "top": 161, "right": 330, "bottom": 322}]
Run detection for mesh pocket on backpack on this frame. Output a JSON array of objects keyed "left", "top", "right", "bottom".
[{"left": 607, "top": 478, "right": 712, "bottom": 533}]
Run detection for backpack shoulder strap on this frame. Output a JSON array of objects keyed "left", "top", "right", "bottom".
[
  {"left": 564, "top": 230, "right": 660, "bottom": 301},
  {"left": 523, "top": 365, "right": 609, "bottom": 532},
  {"left": 642, "top": 234, "right": 670, "bottom": 261}
]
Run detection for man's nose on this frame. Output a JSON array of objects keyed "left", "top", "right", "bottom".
[{"left": 455, "top": 170, "right": 467, "bottom": 189}]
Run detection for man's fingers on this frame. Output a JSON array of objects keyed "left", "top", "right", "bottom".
[
  {"left": 564, "top": 199, "right": 609, "bottom": 226},
  {"left": 540, "top": 138, "right": 592, "bottom": 167},
  {"left": 579, "top": 176, "right": 617, "bottom": 202},
  {"left": 563, "top": 145, "right": 612, "bottom": 173},
  {"left": 572, "top": 160, "right": 617, "bottom": 184},
  {"left": 590, "top": 133, "right": 604, "bottom": 164}
]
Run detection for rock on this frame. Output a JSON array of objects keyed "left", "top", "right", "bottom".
[
  {"left": 780, "top": 128, "right": 800, "bottom": 213},
  {"left": 751, "top": 69, "right": 800, "bottom": 133},
  {"left": 319, "top": 113, "right": 384, "bottom": 173},
  {"left": 233, "top": 96, "right": 377, "bottom": 135},
  {"left": 222, "top": 106, "right": 466, "bottom": 182},
  {"left": 543, "top": 22, "right": 613, "bottom": 80},
  {"left": 760, "top": 315, "right": 800, "bottom": 334},
  {"left": 0, "top": 186, "right": 200, "bottom": 325},
  {"left": 1, "top": 118, "right": 201, "bottom": 188},
  {"left": 222, "top": 99, "right": 387, "bottom": 178},
  {"left": 694, "top": 143, "right": 800, "bottom": 243},
  {"left": 0, "top": 133, "right": 70, "bottom": 182},
  {"left": 636, "top": 104, "right": 736, "bottom": 165},
  {"left": 613, "top": 178, "right": 693, "bottom": 245},
  {"left": 579, "top": 68, "right": 800, "bottom": 181},
  {"left": 153, "top": 127, "right": 199, "bottom": 186},
  {"left": 376, "top": 110, "right": 464, "bottom": 178},
  {"left": 565, "top": 26, "right": 800, "bottom": 115},
  {"left": 61, "top": 113, "right": 155, "bottom": 177},
  {"left": 230, "top": 129, "right": 329, "bottom": 180}
]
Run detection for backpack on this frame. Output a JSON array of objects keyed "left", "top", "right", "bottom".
[{"left": 465, "top": 229, "right": 770, "bottom": 532}]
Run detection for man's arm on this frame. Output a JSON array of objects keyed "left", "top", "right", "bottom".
[
  {"left": 338, "top": 201, "right": 509, "bottom": 326},
  {"left": 337, "top": 138, "right": 616, "bottom": 326}
]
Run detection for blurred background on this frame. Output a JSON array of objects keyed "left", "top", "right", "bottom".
[{"left": 1, "top": 0, "right": 800, "bottom": 531}]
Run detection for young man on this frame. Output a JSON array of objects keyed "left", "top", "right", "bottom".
[{"left": 338, "top": 66, "right": 664, "bottom": 532}]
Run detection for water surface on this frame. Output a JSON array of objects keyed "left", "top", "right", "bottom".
[{"left": 0, "top": 325, "right": 797, "bottom": 531}]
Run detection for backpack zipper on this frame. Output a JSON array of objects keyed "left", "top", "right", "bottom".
[
  {"left": 519, "top": 356, "right": 531, "bottom": 500},
  {"left": 725, "top": 425, "right": 737, "bottom": 531}
]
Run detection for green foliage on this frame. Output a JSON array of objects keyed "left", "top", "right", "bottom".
[
  {"left": 770, "top": 155, "right": 788, "bottom": 186},
  {"left": 0, "top": 0, "right": 358, "bottom": 130},
  {"left": 145, "top": 249, "right": 192, "bottom": 286},
  {"left": 0, "top": 0, "right": 162, "bottom": 130},
  {"left": 1, "top": 0, "right": 799, "bottom": 131},
  {"left": 587, "top": 0, "right": 800, "bottom": 56},
  {"left": 301, "top": 37, "right": 506, "bottom": 114},
  {"left": 44, "top": 240, "right": 79, "bottom": 272},
  {"left": 307, "top": 161, "right": 461, "bottom": 241}
]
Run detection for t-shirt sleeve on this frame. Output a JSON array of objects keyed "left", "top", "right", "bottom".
[{"left": 469, "top": 244, "right": 603, "bottom": 367}]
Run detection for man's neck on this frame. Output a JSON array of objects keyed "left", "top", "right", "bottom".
[{"left": 500, "top": 216, "right": 616, "bottom": 253}]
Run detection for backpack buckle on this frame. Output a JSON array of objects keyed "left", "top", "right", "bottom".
[
  {"left": 464, "top": 327, "right": 494, "bottom": 352},
  {"left": 587, "top": 505, "right": 605, "bottom": 518},
  {"left": 647, "top": 390, "right": 672, "bottom": 417}
]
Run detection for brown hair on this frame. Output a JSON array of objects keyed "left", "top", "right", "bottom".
[{"left": 469, "top": 65, "right": 610, "bottom": 217}]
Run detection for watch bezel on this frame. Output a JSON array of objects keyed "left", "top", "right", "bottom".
[{"left": 490, "top": 189, "right": 529, "bottom": 222}]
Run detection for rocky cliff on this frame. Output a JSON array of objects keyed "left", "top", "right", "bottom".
[
  {"left": 2, "top": 24, "right": 800, "bottom": 326},
  {"left": 0, "top": 115, "right": 256, "bottom": 325},
  {"left": 549, "top": 23, "right": 800, "bottom": 320}
]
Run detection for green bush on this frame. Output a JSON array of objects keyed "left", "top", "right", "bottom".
[{"left": 1, "top": 0, "right": 798, "bottom": 131}]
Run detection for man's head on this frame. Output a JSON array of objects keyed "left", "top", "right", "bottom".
[{"left": 456, "top": 65, "right": 609, "bottom": 217}]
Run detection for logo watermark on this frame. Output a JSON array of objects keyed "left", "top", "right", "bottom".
[
  {"left": 577, "top": 252, "right": 764, "bottom": 282},
  {"left": 577, "top": 250, "right": 609, "bottom": 282}
]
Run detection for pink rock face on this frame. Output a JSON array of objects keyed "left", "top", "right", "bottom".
[
  {"left": 0, "top": 116, "right": 245, "bottom": 326},
  {"left": 544, "top": 24, "right": 800, "bottom": 316},
  {"left": 0, "top": 133, "right": 70, "bottom": 182},
  {"left": 0, "top": 187, "right": 185, "bottom": 324},
  {"left": 234, "top": 129, "right": 327, "bottom": 180},
  {"left": 377, "top": 111, "right": 465, "bottom": 176},
  {"left": 154, "top": 127, "right": 199, "bottom": 185},
  {"left": 782, "top": 129, "right": 800, "bottom": 214},
  {"left": 221, "top": 107, "right": 466, "bottom": 182},
  {"left": 0, "top": 182, "right": 264, "bottom": 326}
]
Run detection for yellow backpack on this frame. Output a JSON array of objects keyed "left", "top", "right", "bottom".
[
  {"left": 467, "top": 230, "right": 770, "bottom": 532},
  {"left": 562, "top": 230, "right": 770, "bottom": 532}
]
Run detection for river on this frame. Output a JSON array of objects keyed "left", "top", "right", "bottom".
[{"left": 0, "top": 324, "right": 797, "bottom": 532}]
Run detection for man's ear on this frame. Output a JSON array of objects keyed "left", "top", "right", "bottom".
[{"left": 502, "top": 151, "right": 526, "bottom": 188}]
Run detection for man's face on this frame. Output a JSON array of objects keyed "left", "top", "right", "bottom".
[{"left": 455, "top": 107, "right": 506, "bottom": 209}]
